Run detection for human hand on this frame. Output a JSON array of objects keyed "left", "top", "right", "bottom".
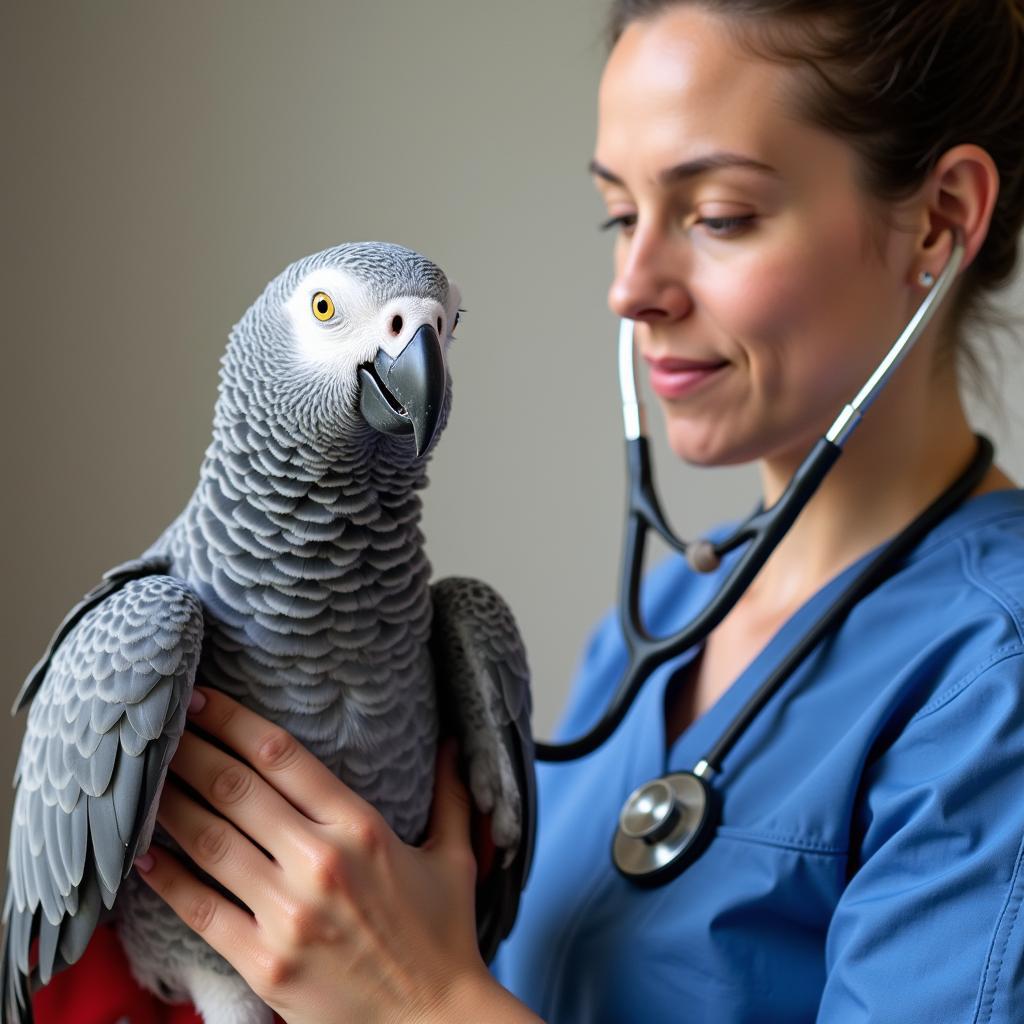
[{"left": 132, "top": 687, "right": 511, "bottom": 1024}]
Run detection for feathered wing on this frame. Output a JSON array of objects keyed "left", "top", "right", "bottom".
[
  {"left": 429, "top": 577, "right": 536, "bottom": 964},
  {"left": 2, "top": 560, "right": 203, "bottom": 1024}
]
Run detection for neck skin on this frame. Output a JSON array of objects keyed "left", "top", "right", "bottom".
[{"left": 742, "top": 355, "right": 1018, "bottom": 615}]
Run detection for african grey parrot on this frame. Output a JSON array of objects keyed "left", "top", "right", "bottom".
[{"left": 2, "top": 242, "right": 536, "bottom": 1024}]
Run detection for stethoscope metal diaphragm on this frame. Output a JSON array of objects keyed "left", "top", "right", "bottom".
[{"left": 612, "top": 771, "right": 719, "bottom": 885}]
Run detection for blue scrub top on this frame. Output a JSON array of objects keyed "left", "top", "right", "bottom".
[{"left": 494, "top": 488, "right": 1024, "bottom": 1023}]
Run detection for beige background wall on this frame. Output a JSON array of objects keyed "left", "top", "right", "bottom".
[{"left": 2, "top": 2, "right": 1022, "bottom": 861}]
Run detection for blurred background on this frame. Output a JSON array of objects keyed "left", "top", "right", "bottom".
[{"left": 2, "top": 1, "right": 1022, "bottom": 860}]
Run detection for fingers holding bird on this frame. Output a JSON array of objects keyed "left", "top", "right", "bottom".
[
  {"left": 152, "top": 689, "right": 385, "bottom": 899},
  {"left": 131, "top": 688, "right": 491, "bottom": 1023},
  {"left": 153, "top": 776, "right": 279, "bottom": 911},
  {"left": 133, "top": 688, "right": 384, "bottom": 1003},
  {"left": 182, "top": 687, "right": 368, "bottom": 828},
  {"left": 164, "top": 725, "right": 323, "bottom": 869}
]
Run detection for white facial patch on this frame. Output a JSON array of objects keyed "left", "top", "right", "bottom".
[
  {"left": 285, "top": 268, "right": 377, "bottom": 379},
  {"left": 284, "top": 268, "right": 455, "bottom": 385}
]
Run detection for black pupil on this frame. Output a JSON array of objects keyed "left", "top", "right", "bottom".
[
  {"left": 317, "top": 299, "right": 329, "bottom": 315},
  {"left": 454, "top": 312, "right": 461, "bottom": 329},
  {"left": 392, "top": 315, "right": 403, "bottom": 334},
  {"left": 437, "top": 317, "right": 443, "bottom": 333}
]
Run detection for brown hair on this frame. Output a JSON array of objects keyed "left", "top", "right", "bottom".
[{"left": 606, "top": 0, "right": 1024, "bottom": 389}]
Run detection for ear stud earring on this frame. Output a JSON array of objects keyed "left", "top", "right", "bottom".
[{"left": 919, "top": 270, "right": 936, "bottom": 288}]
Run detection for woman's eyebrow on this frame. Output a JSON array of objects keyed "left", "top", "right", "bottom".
[{"left": 589, "top": 152, "right": 780, "bottom": 186}]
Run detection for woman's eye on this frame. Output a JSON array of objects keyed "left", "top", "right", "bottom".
[
  {"left": 453, "top": 310, "right": 462, "bottom": 332},
  {"left": 598, "top": 212, "right": 754, "bottom": 238},
  {"left": 697, "top": 215, "right": 756, "bottom": 237},
  {"left": 312, "top": 291, "right": 335, "bottom": 321},
  {"left": 599, "top": 213, "right": 638, "bottom": 234}
]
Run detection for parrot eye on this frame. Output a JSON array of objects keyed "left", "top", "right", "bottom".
[{"left": 312, "top": 292, "right": 335, "bottom": 321}]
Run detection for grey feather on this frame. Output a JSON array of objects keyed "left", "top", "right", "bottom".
[
  {"left": 41, "top": 800, "right": 68, "bottom": 899},
  {"left": 58, "top": 872, "right": 102, "bottom": 966},
  {"left": 29, "top": 833, "right": 61, "bottom": 927},
  {"left": 88, "top": 729, "right": 120, "bottom": 796},
  {"left": 9, "top": 902, "right": 35, "bottom": 975},
  {"left": 124, "top": 677, "right": 174, "bottom": 742},
  {"left": 37, "top": 916, "right": 60, "bottom": 985},
  {"left": 90, "top": 698, "right": 123, "bottom": 736},
  {"left": 69, "top": 796, "right": 88, "bottom": 888},
  {"left": 88, "top": 788, "right": 127, "bottom": 900},
  {"left": 55, "top": 803, "right": 76, "bottom": 894},
  {"left": 429, "top": 576, "right": 536, "bottom": 962},
  {"left": 112, "top": 752, "right": 146, "bottom": 852}
]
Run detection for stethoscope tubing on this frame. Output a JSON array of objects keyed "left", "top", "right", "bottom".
[
  {"left": 701, "top": 433, "right": 992, "bottom": 773},
  {"left": 535, "top": 231, "right": 967, "bottom": 764}
]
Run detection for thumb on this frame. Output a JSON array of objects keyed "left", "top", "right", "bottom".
[{"left": 427, "top": 738, "right": 473, "bottom": 851}]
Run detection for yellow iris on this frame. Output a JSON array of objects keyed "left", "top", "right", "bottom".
[{"left": 312, "top": 292, "right": 335, "bottom": 321}]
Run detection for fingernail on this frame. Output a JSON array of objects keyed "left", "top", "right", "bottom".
[
  {"left": 188, "top": 689, "right": 207, "bottom": 715},
  {"left": 134, "top": 853, "right": 155, "bottom": 873}
]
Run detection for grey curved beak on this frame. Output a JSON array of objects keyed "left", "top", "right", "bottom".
[{"left": 358, "top": 323, "right": 446, "bottom": 456}]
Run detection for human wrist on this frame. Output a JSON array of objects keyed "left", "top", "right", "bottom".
[{"left": 417, "top": 963, "right": 544, "bottom": 1024}]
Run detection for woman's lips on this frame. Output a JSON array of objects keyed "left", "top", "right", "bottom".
[{"left": 644, "top": 355, "right": 730, "bottom": 400}]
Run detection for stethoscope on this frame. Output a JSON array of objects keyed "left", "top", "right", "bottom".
[{"left": 533, "top": 230, "right": 995, "bottom": 885}]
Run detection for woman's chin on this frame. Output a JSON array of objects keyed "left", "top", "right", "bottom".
[{"left": 663, "top": 422, "right": 759, "bottom": 468}]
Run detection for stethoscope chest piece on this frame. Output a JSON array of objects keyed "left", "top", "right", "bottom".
[{"left": 612, "top": 772, "right": 719, "bottom": 885}]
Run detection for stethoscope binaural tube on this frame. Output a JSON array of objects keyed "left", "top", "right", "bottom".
[
  {"left": 535, "top": 230, "right": 967, "bottom": 765},
  {"left": 530, "top": 231, "right": 995, "bottom": 884}
]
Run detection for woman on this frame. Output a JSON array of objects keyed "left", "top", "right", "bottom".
[{"left": 128, "top": 1, "right": 1024, "bottom": 1021}]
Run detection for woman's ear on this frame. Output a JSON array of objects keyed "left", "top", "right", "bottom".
[{"left": 915, "top": 143, "right": 1000, "bottom": 283}]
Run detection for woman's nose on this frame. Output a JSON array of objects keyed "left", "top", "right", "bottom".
[{"left": 607, "top": 230, "right": 693, "bottom": 323}]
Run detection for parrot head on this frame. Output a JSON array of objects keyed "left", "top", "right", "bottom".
[{"left": 223, "top": 241, "right": 461, "bottom": 460}]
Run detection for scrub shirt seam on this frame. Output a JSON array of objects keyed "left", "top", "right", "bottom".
[
  {"left": 972, "top": 827, "right": 1024, "bottom": 1023},
  {"left": 962, "top": 537, "right": 1024, "bottom": 644},
  {"left": 909, "top": 644, "right": 1024, "bottom": 722},
  {"left": 908, "top": 507, "right": 1024, "bottom": 566},
  {"left": 715, "top": 826, "right": 846, "bottom": 857}
]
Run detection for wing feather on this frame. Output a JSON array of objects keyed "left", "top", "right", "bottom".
[
  {"left": 11, "top": 557, "right": 173, "bottom": 714},
  {"left": 3, "top": 568, "right": 203, "bottom": 1022},
  {"left": 87, "top": 788, "right": 123, "bottom": 903},
  {"left": 8, "top": 823, "right": 25, "bottom": 915},
  {"left": 124, "top": 676, "right": 174, "bottom": 743},
  {"left": 68, "top": 796, "right": 88, "bottom": 888},
  {"left": 89, "top": 697, "right": 123, "bottom": 736},
  {"left": 29, "top": 830, "right": 61, "bottom": 927},
  {"left": 87, "top": 729, "right": 120, "bottom": 797},
  {"left": 430, "top": 577, "right": 536, "bottom": 964},
  {"left": 57, "top": 871, "right": 102, "bottom": 967},
  {"left": 111, "top": 751, "right": 146, "bottom": 850},
  {"left": 40, "top": 800, "right": 67, "bottom": 899},
  {"left": 11, "top": 905, "right": 35, "bottom": 978},
  {"left": 36, "top": 917, "right": 60, "bottom": 986}
]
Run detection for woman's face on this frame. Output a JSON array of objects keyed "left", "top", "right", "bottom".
[{"left": 595, "top": 6, "right": 925, "bottom": 467}]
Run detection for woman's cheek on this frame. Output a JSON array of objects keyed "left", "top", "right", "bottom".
[
  {"left": 712, "top": 260, "right": 809, "bottom": 396},
  {"left": 732, "top": 265, "right": 862, "bottom": 437}
]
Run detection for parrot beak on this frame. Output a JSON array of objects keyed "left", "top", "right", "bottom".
[{"left": 358, "top": 323, "right": 446, "bottom": 457}]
